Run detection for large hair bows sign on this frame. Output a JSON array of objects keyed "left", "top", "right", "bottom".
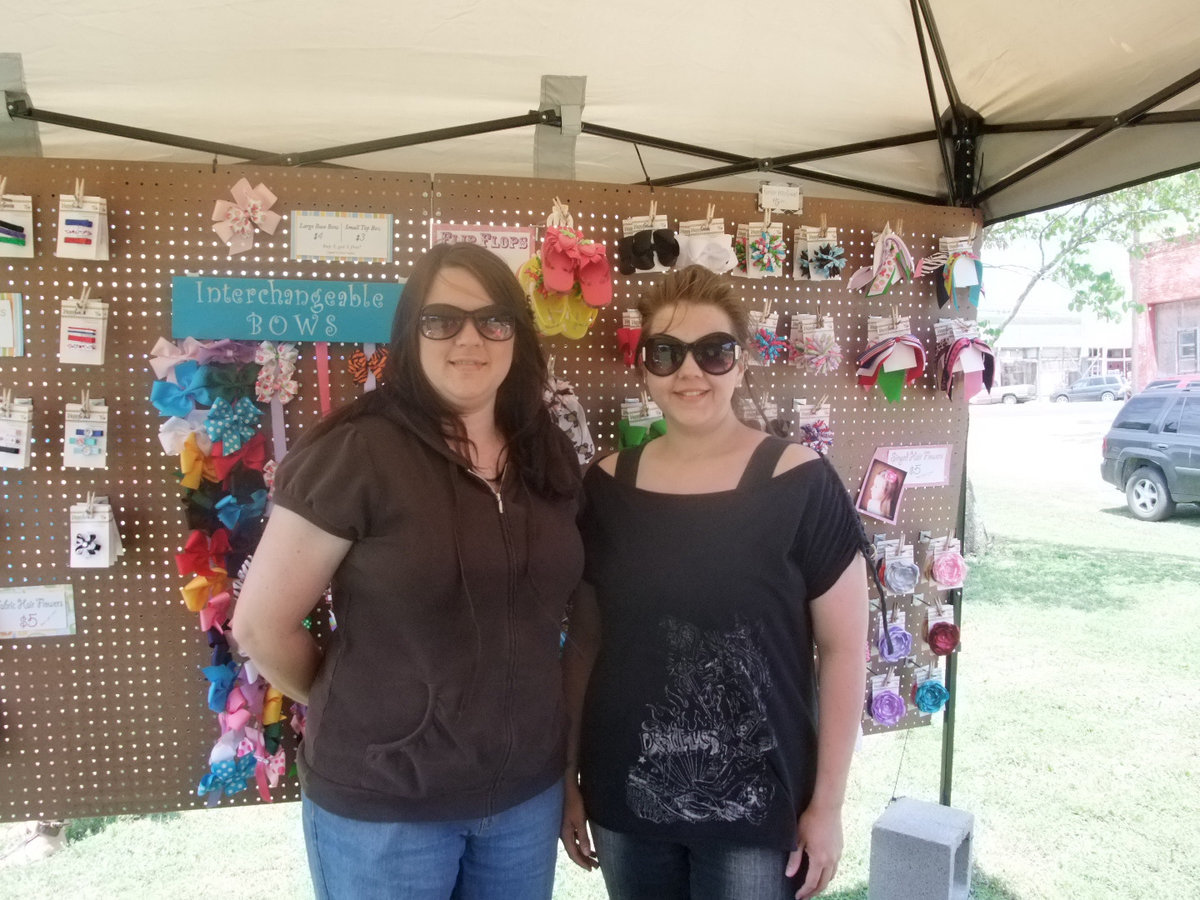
[{"left": 213, "top": 179, "right": 281, "bottom": 256}]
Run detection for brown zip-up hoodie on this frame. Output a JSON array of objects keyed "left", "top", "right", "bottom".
[{"left": 273, "top": 413, "right": 583, "bottom": 821}]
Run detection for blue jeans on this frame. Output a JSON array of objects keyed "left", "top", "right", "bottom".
[
  {"left": 591, "top": 823, "right": 802, "bottom": 900},
  {"left": 302, "top": 780, "right": 563, "bottom": 900}
]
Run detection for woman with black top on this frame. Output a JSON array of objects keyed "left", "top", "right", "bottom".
[
  {"left": 234, "top": 243, "right": 583, "bottom": 900},
  {"left": 561, "top": 265, "right": 868, "bottom": 900}
]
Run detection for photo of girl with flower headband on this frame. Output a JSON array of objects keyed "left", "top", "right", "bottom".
[{"left": 856, "top": 459, "right": 907, "bottom": 524}]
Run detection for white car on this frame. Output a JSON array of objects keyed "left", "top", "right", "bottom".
[{"left": 969, "top": 384, "right": 1037, "bottom": 405}]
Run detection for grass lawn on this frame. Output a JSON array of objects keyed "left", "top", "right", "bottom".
[{"left": 2, "top": 402, "right": 1197, "bottom": 899}]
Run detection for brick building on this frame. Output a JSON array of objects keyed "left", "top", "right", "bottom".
[{"left": 1131, "top": 234, "right": 1200, "bottom": 388}]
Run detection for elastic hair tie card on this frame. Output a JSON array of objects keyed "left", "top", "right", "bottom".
[
  {"left": 59, "top": 287, "right": 110, "bottom": 366},
  {"left": 0, "top": 392, "right": 34, "bottom": 469},
  {"left": 0, "top": 179, "right": 36, "bottom": 260},
  {"left": 0, "top": 292, "right": 24, "bottom": 357},
  {"left": 55, "top": 179, "right": 110, "bottom": 260},
  {"left": 63, "top": 391, "right": 109, "bottom": 470}
]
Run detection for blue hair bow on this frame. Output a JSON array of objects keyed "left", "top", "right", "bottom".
[
  {"left": 150, "top": 360, "right": 213, "bottom": 417},
  {"left": 215, "top": 489, "right": 268, "bottom": 531},
  {"left": 197, "top": 753, "right": 257, "bottom": 798}
]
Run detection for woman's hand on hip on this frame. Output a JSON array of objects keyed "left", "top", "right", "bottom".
[
  {"left": 788, "top": 803, "right": 843, "bottom": 899},
  {"left": 560, "top": 778, "right": 598, "bottom": 871}
]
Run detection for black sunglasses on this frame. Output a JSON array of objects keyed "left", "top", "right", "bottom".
[
  {"left": 639, "top": 332, "right": 742, "bottom": 377},
  {"left": 419, "top": 304, "right": 517, "bottom": 341}
]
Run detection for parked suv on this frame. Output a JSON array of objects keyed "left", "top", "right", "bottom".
[
  {"left": 1052, "top": 374, "right": 1131, "bottom": 403},
  {"left": 1101, "top": 386, "right": 1200, "bottom": 520}
]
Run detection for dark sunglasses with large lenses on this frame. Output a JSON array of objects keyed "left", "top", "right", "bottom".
[
  {"left": 419, "top": 304, "right": 517, "bottom": 341},
  {"left": 640, "top": 332, "right": 741, "bottom": 377}
]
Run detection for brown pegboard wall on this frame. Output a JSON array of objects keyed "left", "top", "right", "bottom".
[{"left": 1, "top": 158, "right": 975, "bottom": 821}]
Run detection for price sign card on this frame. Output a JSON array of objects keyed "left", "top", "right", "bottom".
[
  {"left": 0, "top": 584, "right": 77, "bottom": 639},
  {"left": 290, "top": 210, "right": 393, "bottom": 263},
  {"left": 881, "top": 444, "right": 953, "bottom": 487}
]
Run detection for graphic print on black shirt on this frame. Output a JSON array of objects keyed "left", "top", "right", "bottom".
[{"left": 627, "top": 616, "right": 777, "bottom": 825}]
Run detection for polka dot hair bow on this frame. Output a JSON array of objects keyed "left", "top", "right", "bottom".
[
  {"left": 197, "top": 754, "right": 257, "bottom": 798},
  {"left": 205, "top": 397, "right": 262, "bottom": 454}
]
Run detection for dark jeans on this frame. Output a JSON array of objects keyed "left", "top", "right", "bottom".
[{"left": 592, "top": 822, "right": 802, "bottom": 900}]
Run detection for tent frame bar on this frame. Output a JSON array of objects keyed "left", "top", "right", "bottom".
[
  {"left": 7, "top": 85, "right": 1199, "bottom": 219},
  {"left": 909, "top": 0, "right": 958, "bottom": 203},
  {"left": 975, "top": 64, "right": 1200, "bottom": 203}
]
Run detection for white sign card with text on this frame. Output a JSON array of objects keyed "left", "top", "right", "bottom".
[
  {"left": 431, "top": 224, "right": 536, "bottom": 272},
  {"left": 290, "top": 211, "right": 394, "bottom": 263},
  {"left": 0, "top": 584, "right": 77, "bottom": 639},
  {"left": 881, "top": 444, "right": 953, "bottom": 487}
]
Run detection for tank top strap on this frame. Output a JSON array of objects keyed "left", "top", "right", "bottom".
[
  {"left": 736, "top": 436, "right": 791, "bottom": 490},
  {"left": 613, "top": 444, "right": 647, "bottom": 487}
]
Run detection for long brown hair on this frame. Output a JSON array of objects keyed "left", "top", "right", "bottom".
[{"left": 304, "top": 243, "right": 579, "bottom": 498}]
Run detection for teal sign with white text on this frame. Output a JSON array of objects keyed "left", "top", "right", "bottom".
[{"left": 171, "top": 276, "right": 403, "bottom": 342}]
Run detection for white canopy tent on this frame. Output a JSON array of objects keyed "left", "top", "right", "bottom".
[{"left": 4, "top": 1, "right": 1200, "bottom": 221}]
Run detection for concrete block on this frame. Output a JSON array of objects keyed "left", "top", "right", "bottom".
[{"left": 869, "top": 798, "right": 974, "bottom": 900}]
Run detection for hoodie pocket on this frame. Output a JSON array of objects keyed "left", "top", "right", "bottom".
[{"left": 361, "top": 683, "right": 483, "bottom": 798}]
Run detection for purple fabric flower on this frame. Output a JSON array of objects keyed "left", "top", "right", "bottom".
[
  {"left": 870, "top": 689, "right": 906, "bottom": 726},
  {"left": 878, "top": 625, "right": 913, "bottom": 662}
]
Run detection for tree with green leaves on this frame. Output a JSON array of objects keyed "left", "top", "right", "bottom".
[{"left": 981, "top": 171, "right": 1200, "bottom": 343}]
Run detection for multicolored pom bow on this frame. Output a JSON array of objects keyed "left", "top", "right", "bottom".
[
  {"left": 797, "top": 420, "right": 834, "bottom": 455},
  {"left": 749, "top": 232, "right": 787, "bottom": 274},
  {"left": 753, "top": 329, "right": 791, "bottom": 363},
  {"left": 205, "top": 397, "right": 262, "bottom": 454},
  {"left": 803, "top": 331, "right": 843, "bottom": 374},
  {"left": 811, "top": 243, "right": 846, "bottom": 278}
]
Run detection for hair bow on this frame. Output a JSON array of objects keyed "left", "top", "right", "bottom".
[
  {"left": 262, "top": 687, "right": 285, "bottom": 727},
  {"left": 212, "top": 178, "right": 281, "bottom": 256},
  {"left": 175, "top": 528, "right": 231, "bottom": 578},
  {"left": 255, "top": 340, "right": 299, "bottom": 373},
  {"left": 202, "top": 660, "right": 241, "bottom": 714},
  {"left": 348, "top": 347, "right": 388, "bottom": 384},
  {"left": 260, "top": 746, "right": 287, "bottom": 790},
  {"left": 197, "top": 753, "right": 258, "bottom": 798},
  {"left": 181, "top": 572, "right": 228, "bottom": 613},
  {"left": 616, "top": 327, "right": 642, "bottom": 367},
  {"left": 205, "top": 397, "right": 262, "bottom": 454},
  {"left": 151, "top": 360, "right": 213, "bottom": 417},
  {"left": 159, "top": 411, "right": 212, "bottom": 456},
  {"left": 210, "top": 432, "right": 268, "bottom": 482},
  {"left": 937, "top": 250, "right": 983, "bottom": 309},
  {"left": 220, "top": 684, "right": 253, "bottom": 734},
  {"left": 262, "top": 460, "right": 277, "bottom": 499},
  {"left": 205, "top": 364, "right": 260, "bottom": 404},
  {"left": 193, "top": 338, "right": 260, "bottom": 366},
  {"left": 215, "top": 489, "right": 267, "bottom": 531},
  {"left": 179, "top": 433, "right": 221, "bottom": 490},
  {"left": 199, "top": 590, "right": 232, "bottom": 633},
  {"left": 149, "top": 337, "right": 204, "bottom": 382},
  {"left": 290, "top": 702, "right": 307, "bottom": 738},
  {"left": 848, "top": 225, "right": 915, "bottom": 296}
]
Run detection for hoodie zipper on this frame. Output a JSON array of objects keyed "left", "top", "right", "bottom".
[{"left": 467, "top": 468, "right": 517, "bottom": 816}]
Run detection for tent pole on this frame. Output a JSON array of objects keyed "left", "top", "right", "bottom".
[
  {"left": 983, "top": 110, "right": 1200, "bottom": 134},
  {"left": 4, "top": 96, "right": 270, "bottom": 159},
  {"left": 915, "top": 0, "right": 966, "bottom": 124},
  {"left": 247, "top": 112, "right": 550, "bottom": 167},
  {"left": 976, "top": 65, "right": 1200, "bottom": 203},
  {"left": 907, "top": 0, "right": 957, "bottom": 203}
]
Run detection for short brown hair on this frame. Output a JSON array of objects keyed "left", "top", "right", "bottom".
[{"left": 636, "top": 265, "right": 750, "bottom": 344}]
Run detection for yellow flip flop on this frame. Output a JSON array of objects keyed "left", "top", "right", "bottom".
[
  {"left": 561, "top": 288, "right": 598, "bottom": 340},
  {"left": 519, "top": 257, "right": 568, "bottom": 336}
]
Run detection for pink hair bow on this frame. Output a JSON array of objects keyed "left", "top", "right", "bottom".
[
  {"left": 199, "top": 590, "right": 232, "bottom": 633},
  {"left": 149, "top": 337, "right": 204, "bottom": 381},
  {"left": 213, "top": 178, "right": 281, "bottom": 256}
]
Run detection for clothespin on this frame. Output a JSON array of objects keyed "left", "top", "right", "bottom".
[
  {"left": 1, "top": 388, "right": 11, "bottom": 415},
  {"left": 762, "top": 207, "right": 772, "bottom": 230},
  {"left": 85, "top": 491, "right": 96, "bottom": 515},
  {"left": 969, "top": 222, "right": 978, "bottom": 241},
  {"left": 547, "top": 354, "right": 557, "bottom": 382},
  {"left": 816, "top": 303, "right": 824, "bottom": 328},
  {"left": 0, "top": 176, "right": 7, "bottom": 202},
  {"left": 820, "top": 212, "right": 827, "bottom": 232},
  {"left": 705, "top": 203, "right": 715, "bottom": 228},
  {"left": 890, "top": 305, "right": 899, "bottom": 328},
  {"left": 648, "top": 200, "right": 657, "bottom": 225},
  {"left": 814, "top": 394, "right": 828, "bottom": 413},
  {"left": 762, "top": 297, "right": 772, "bottom": 318},
  {"left": 896, "top": 218, "right": 904, "bottom": 236},
  {"left": 74, "top": 178, "right": 85, "bottom": 207},
  {"left": 81, "top": 387, "right": 91, "bottom": 417},
  {"left": 76, "top": 284, "right": 90, "bottom": 313},
  {"left": 640, "top": 389, "right": 650, "bottom": 417}
]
